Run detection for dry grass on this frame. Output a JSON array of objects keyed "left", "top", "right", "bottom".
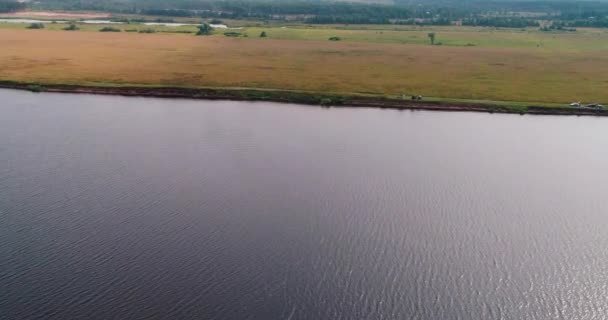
[{"left": 1, "top": 29, "right": 608, "bottom": 103}]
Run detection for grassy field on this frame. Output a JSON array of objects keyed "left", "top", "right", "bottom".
[{"left": 2, "top": 22, "right": 608, "bottom": 105}]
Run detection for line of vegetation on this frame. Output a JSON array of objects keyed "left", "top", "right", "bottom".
[
  {"left": 0, "top": 0, "right": 24, "bottom": 13},
  {"left": 223, "top": 31, "right": 242, "bottom": 37},
  {"left": 99, "top": 26, "right": 121, "bottom": 32},
  {"left": 462, "top": 17, "right": 539, "bottom": 28},
  {"left": 63, "top": 23, "right": 79, "bottom": 31},
  {"left": 17, "top": 0, "right": 608, "bottom": 28},
  {"left": 162, "top": 30, "right": 195, "bottom": 34},
  {"left": 26, "top": 23, "right": 45, "bottom": 29},
  {"left": 1, "top": 80, "right": 606, "bottom": 116},
  {"left": 539, "top": 23, "right": 576, "bottom": 32}
]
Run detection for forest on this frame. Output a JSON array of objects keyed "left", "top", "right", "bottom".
[
  {"left": 0, "top": 0, "right": 25, "bottom": 13},
  {"left": 4, "top": 0, "right": 608, "bottom": 28}
]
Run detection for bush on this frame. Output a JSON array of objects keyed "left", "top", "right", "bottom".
[
  {"left": 26, "top": 84, "right": 43, "bottom": 92},
  {"left": 63, "top": 23, "right": 80, "bottom": 31},
  {"left": 260, "top": 31, "right": 267, "bottom": 37},
  {"left": 328, "top": 36, "right": 341, "bottom": 41},
  {"left": 99, "top": 27, "right": 121, "bottom": 32},
  {"left": 139, "top": 28, "right": 157, "bottom": 33},
  {"left": 224, "top": 31, "right": 241, "bottom": 37},
  {"left": 162, "top": 30, "right": 195, "bottom": 34},
  {"left": 196, "top": 23, "right": 214, "bottom": 36},
  {"left": 320, "top": 98, "right": 333, "bottom": 106},
  {"left": 27, "top": 23, "right": 44, "bottom": 29},
  {"left": 210, "top": 19, "right": 223, "bottom": 24},
  {"left": 125, "top": 29, "right": 138, "bottom": 32}
]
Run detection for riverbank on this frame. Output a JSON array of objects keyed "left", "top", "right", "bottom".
[{"left": 1, "top": 81, "right": 606, "bottom": 117}]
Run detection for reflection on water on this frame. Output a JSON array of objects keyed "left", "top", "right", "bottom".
[{"left": 1, "top": 89, "right": 608, "bottom": 319}]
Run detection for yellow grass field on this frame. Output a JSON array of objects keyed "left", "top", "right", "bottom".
[{"left": 2, "top": 28, "right": 608, "bottom": 104}]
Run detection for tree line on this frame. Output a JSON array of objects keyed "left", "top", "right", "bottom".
[
  {"left": 462, "top": 17, "right": 540, "bottom": 28},
  {"left": 0, "top": 0, "right": 25, "bottom": 13},
  {"left": 15, "top": 0, "right": 608, "bottom": 28}
]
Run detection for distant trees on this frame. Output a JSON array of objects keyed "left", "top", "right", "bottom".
[
  {"left": 16, "top": 0, "right": 608, "bottom": 29},
  {"left": 63, "top": 23, "right": 80, "bottom": 31},
  {"left": 142, "top": 9, "right": 193, "bottom": 17},
  {"left": 99, "top": 26, "right": 121, "bottom": 32},
  {"left": 31, "top": 0, "right": 411, "bottom": 25},
  {"left": 196, "top": 23, "right": 213, "bottom": 36},
  {"left": 539, "top": 23, "right": 576, "bottom": 32},
  {"left": 565, "top": 19, "right": 608, "bottom": 28},
  {"left": 462, "top": 17, "right": 539, "bottom": 28},
  {"left": 305, "top": 16, "right": 391, "bottom": 25},
  {"left": 0, "top": 0, "right": 24, "bottom": 13},
  {"left": 394, "top": 18, "right": 451, "bottom": 26},
  {"left": 27, "top": 23, "right": 45, "bottom": 29},
  {"left": 427, "top": 32, "right": 436, "bottom": 45},
  {"left": 223, "top": 31, "right": 241, "bottom": 37}
]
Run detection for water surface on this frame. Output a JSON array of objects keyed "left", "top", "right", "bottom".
[{"left": 1, "top": 89, "right": 607, "bottom": 319}]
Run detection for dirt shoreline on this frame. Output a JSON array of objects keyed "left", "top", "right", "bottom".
[{"left": 1, "top": 81, "right": 606, "bottom": 117}]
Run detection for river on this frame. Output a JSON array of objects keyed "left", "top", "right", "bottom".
[{"left": 1, "top": 88, "right": 607, "bottom": 319}]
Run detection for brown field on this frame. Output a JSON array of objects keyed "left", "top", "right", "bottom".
[{"left": 1, "top": 28, "right": 608, "bottom": 104}]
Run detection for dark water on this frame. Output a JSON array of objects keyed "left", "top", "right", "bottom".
[{"left": 2, "top": 88, "right": 608, "bottom": 320}]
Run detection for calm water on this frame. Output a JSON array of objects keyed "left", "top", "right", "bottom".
[{"left": 1, "top": 88, "right": 608, "bottom": 319}]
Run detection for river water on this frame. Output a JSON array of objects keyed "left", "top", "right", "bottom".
[{"left": 1, "top": 88, "right": 607, "bottom": 319}]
